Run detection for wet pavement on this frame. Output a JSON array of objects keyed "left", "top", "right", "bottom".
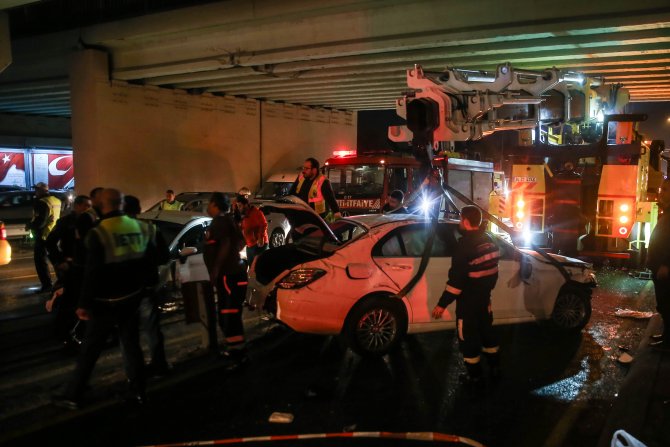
[{"left": 0, "top": 248, "right": 666, "bottom": 447}]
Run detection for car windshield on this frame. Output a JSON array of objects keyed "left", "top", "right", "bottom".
[
  {"left": 256, "top": 182, "right": 293, "bottom": 200},
  {"left": 295, "top": 218, "right": 367, "bottom": 253},
  {"left": 327, "top": 165, "right": 385, "bottom": 198}
]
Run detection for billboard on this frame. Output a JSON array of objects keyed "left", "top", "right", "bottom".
[
  {"left": 0, "top": 150, "right": 27, "bottom": 188},
  {"left": 32, "top": 152, "right": 74, "bottom": 190}
]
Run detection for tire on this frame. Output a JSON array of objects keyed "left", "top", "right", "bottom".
[
  {"left": 342, "top": 296, "right": 407, "bottom": 356},
  {"left": 551, "top": 288, "right": 591, "bottom": 331},
  {"left": 269, "top": 228, "right": 285, "bottom": 248}
]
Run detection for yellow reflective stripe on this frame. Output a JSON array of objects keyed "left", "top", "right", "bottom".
[
  {"left": 469, "top": 250, "right": 500, "bottom": 266},
  {"left": 463, "top": 356, "right": 481, "bottom": 364},
  {"left": 468, "top": 266, "right": 499, "bottom": 278},
  {"left": 482, "top": 346, "right": 499, "bottom": 354},
  {"left": 458, "top": 319, "right": 464, "bottom": 341},
  {"left": 445, "top": 284, "right": 462, "bottom": 295}
]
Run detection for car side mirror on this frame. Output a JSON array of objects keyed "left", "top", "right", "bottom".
[{"left": 346, "top": 263, "right": 374, "bottom": 279}]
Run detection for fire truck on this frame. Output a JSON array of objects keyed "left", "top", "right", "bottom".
[
  {"left": 323, "top": 150, "right": 494, "bottom": 216},
  {"left": 388, "top": 63, "right": 665, "bottom": 261}
]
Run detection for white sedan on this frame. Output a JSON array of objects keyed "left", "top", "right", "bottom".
[{"left": 249, "top": 199, "right": 596, "bottom": 356}]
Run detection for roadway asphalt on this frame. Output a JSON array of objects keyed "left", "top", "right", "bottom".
[{"left": 598, "top": 313, "right": 670, "bottom": 447}]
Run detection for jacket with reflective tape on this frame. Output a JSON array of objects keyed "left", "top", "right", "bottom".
[
  {"left": 30, "top": 194, "right": 62, "bottom": 240},
  {"left": 79, "top": 211, "right": 158, "bottom": 308},
  {"left": 438, "top": 229, "right": 500, "bottom": 316}
]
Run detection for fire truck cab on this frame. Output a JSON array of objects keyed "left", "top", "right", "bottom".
[{"left": 324, "top": 151, "right": 494, "bottom": 216}]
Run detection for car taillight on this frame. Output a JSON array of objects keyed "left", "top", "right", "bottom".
[
  {"left": 0, "top": 224, "right": 6, "bottom": 240},
  {"left": 277, "top": 268, "right": 326, "bottom": 289}
]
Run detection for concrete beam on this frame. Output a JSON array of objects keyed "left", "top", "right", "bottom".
[{"left": 0, "top": 12, "right": 10, "bottom": 75}]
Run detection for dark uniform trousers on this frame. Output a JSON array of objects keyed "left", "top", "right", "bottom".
[
  {"left": 214, "top": 271, "right": 248, "bottom": 348},
  {"left": 64, "top": 293, "right": 144, "bottom": 401},
  {"left": 653, "top": 277, "right": 670, "bottom": 337},
  {"left": 34, "top": 237, "right": 52, "bottom": 289}
]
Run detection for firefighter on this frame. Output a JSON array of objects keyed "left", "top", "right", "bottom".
[
  {"left": 289, "top": 157, "right": 341, "bottom": 220},
  {"left": 204, "top": 192, "right": 249, "bottom": 369},
  {"left": 431, "top": 206, "right": 501, "bottom": 391},
  {"left": 26, "top": 182, "right": 62, "bottom": 293},
  {"left": 158, "top": 189, "right": 183, "bottom": 211},
  {"left": 648, "top": 178, "right": 670, "bottom": 350},
  {"left": 55, "top": 189, "right": 158, "bottom": 409}
]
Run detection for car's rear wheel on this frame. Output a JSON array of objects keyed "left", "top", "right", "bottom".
[
  {"left": 343, "top": 296, "right": 407, "bottom": 356},
  {"left": 270, "top": 228, "right": 285, "bottom": 248},
  {"left": 551, "top": 288, "right": 591, "bottom": 331}
]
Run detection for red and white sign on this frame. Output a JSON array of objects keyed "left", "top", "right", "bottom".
[
  {"left": 33, "top": 153, "right": 74, "bottom": 190},
  {"left": 0, "top": 151, "right": 27, "bottom": 187}
]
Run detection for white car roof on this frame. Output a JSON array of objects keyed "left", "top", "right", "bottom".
[
  {"left": 138, "top": 210, "right": 210, "bottom": 225},
  {"left": 265, "top": 172, "right": 298, "bottom": 183},
  {"left": 347, "top": 213, "right": 460, "bottom": 229}
]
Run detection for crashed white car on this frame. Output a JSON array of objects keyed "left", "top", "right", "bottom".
[{"left": 249, "top": 198, "right": 596, "bottom": 356}]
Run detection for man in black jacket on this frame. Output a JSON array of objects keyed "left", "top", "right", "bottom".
[
  {"left": 431, "top": 206, "right": 501, "bottom": 390},
  {"left": 45, "top": 195, "right": 91, "bottom": 349},
  {"left": 648, "top": 179, "right": 670, "bottom": 349},
  {"left": 55, "top": 189, "right": 158, "bottom": 409}
]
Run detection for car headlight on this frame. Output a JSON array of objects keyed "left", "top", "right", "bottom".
[{"left": 277, "top": 268, "right": 326, "bottom": 289}]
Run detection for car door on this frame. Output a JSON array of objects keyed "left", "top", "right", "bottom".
[
  {"left": 176, "top": 220, "right": 211, "bottom": 284},
  {"left": 372, "top": 222, "right": 458, "bottom": 324},
  {"left": 489, "top": 237, "right": 533, "bottom": 321}
]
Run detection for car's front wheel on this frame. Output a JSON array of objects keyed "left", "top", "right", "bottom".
[
  {"left": 551, "top": 288, "right": 591, "bottom": 331},
  {"left": 269, "top": 228, "right": 285, "bottom": 248},
  {"left": 343, "top": 296, "right": 407, "bottom": 356}
]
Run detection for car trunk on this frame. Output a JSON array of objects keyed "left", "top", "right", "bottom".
[{"left": 252, "top": 197, "right": 339, "bottom": 285}]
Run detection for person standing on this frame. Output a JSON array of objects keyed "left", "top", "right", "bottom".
[
  {"left": 289, "top": 157, "right": 341, "bottom": 220},
  {"left": 204, "top": 192, "right": 249, "bottom": 370},
  {"left": 26, "top": 182, "right": 62, "bottom": 293},
  {"left": 236, "top": 195, "right": 268, "bottom": 268},
  {"left": 158, "top": 189, "right": 183, "bottom": 211},
  {"left": 647, "top": 178, "right": 670, "bottom": 349},
  {"left": 124, "top": 195, "right": 172, "bottom": 376},
  {"left": 45, "top": 195, "right": 92, "bottom": 350},
  {"left": 55, "top": 189, "right": 158, "bottom": 409},
  {"left": 431, "top": 206, "right": 501, "bottom": 391},
  {"left": 382, "top": 190, "right": 409, "bottom": 214}
]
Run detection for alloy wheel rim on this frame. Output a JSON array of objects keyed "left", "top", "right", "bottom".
[
  {"left": 271, "top": 231, "right": 285, "bottom": 248},
  {"left": 356, "top": 308, "right": 398, "bottom": 352},
  {"left": 554, "top": 293, "right": 585, "bottom": 328}
]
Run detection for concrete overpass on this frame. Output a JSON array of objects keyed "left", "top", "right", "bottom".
[{"left": 1, "top": 0, "right": 670, "bottom": 117}]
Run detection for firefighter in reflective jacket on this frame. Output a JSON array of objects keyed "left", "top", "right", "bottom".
[
  {"left": 289, "top": 157, "right": 341, "bottom": 219},
  {"left": 57, "top": 189, "right": 158, "bottom": 409},
  {"left": 432, "top": 206, "right": 501, "bottom": 388}
]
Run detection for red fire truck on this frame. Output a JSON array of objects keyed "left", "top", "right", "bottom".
[{"left": 323, "top": 150, "right": 494, "bottom": 216}]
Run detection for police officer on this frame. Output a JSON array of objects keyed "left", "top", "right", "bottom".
[
  {"left": 289, "top": 157, "right": 341, "bottom": 220},
  {"left": 158, "top": 189, "right": 183, "bottom": 211},
  {"left": 55, "top": 189, "right": 158, "bottom": 409},
  {"left": 204, "top": 192, "right": 248, "bottom": 370},
  {"left": 27, "top": 182, "right": 62, "bottom": 292},
  {"left": 648, "top": 178, "right": 670, "bottom": 349},
  {"left": 431, "top": 206, "right": 501, "bottom": 390}
]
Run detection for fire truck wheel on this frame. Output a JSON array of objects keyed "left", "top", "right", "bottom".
[
  {"left": 342, "top": 295, "right": 408, "bottom": 356},
  {"left": 270, "top": 229, "right": 286, "bottom": 248},
  {"left": 550, "top": 288, "right": 591, "bottom": 331}
]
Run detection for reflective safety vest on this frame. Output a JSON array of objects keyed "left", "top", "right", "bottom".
[
  {"left": 92, "top": 215, "right": 154, "bottom": 264},
  {"left": 296, "top": 174, "right": 326, "bottom": 215},
  {"left": 35, "top": 195, "right": 62, "bottom": 240},
  {"left": 160, "top": 200, "right": 183, "bottom": 211}
]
